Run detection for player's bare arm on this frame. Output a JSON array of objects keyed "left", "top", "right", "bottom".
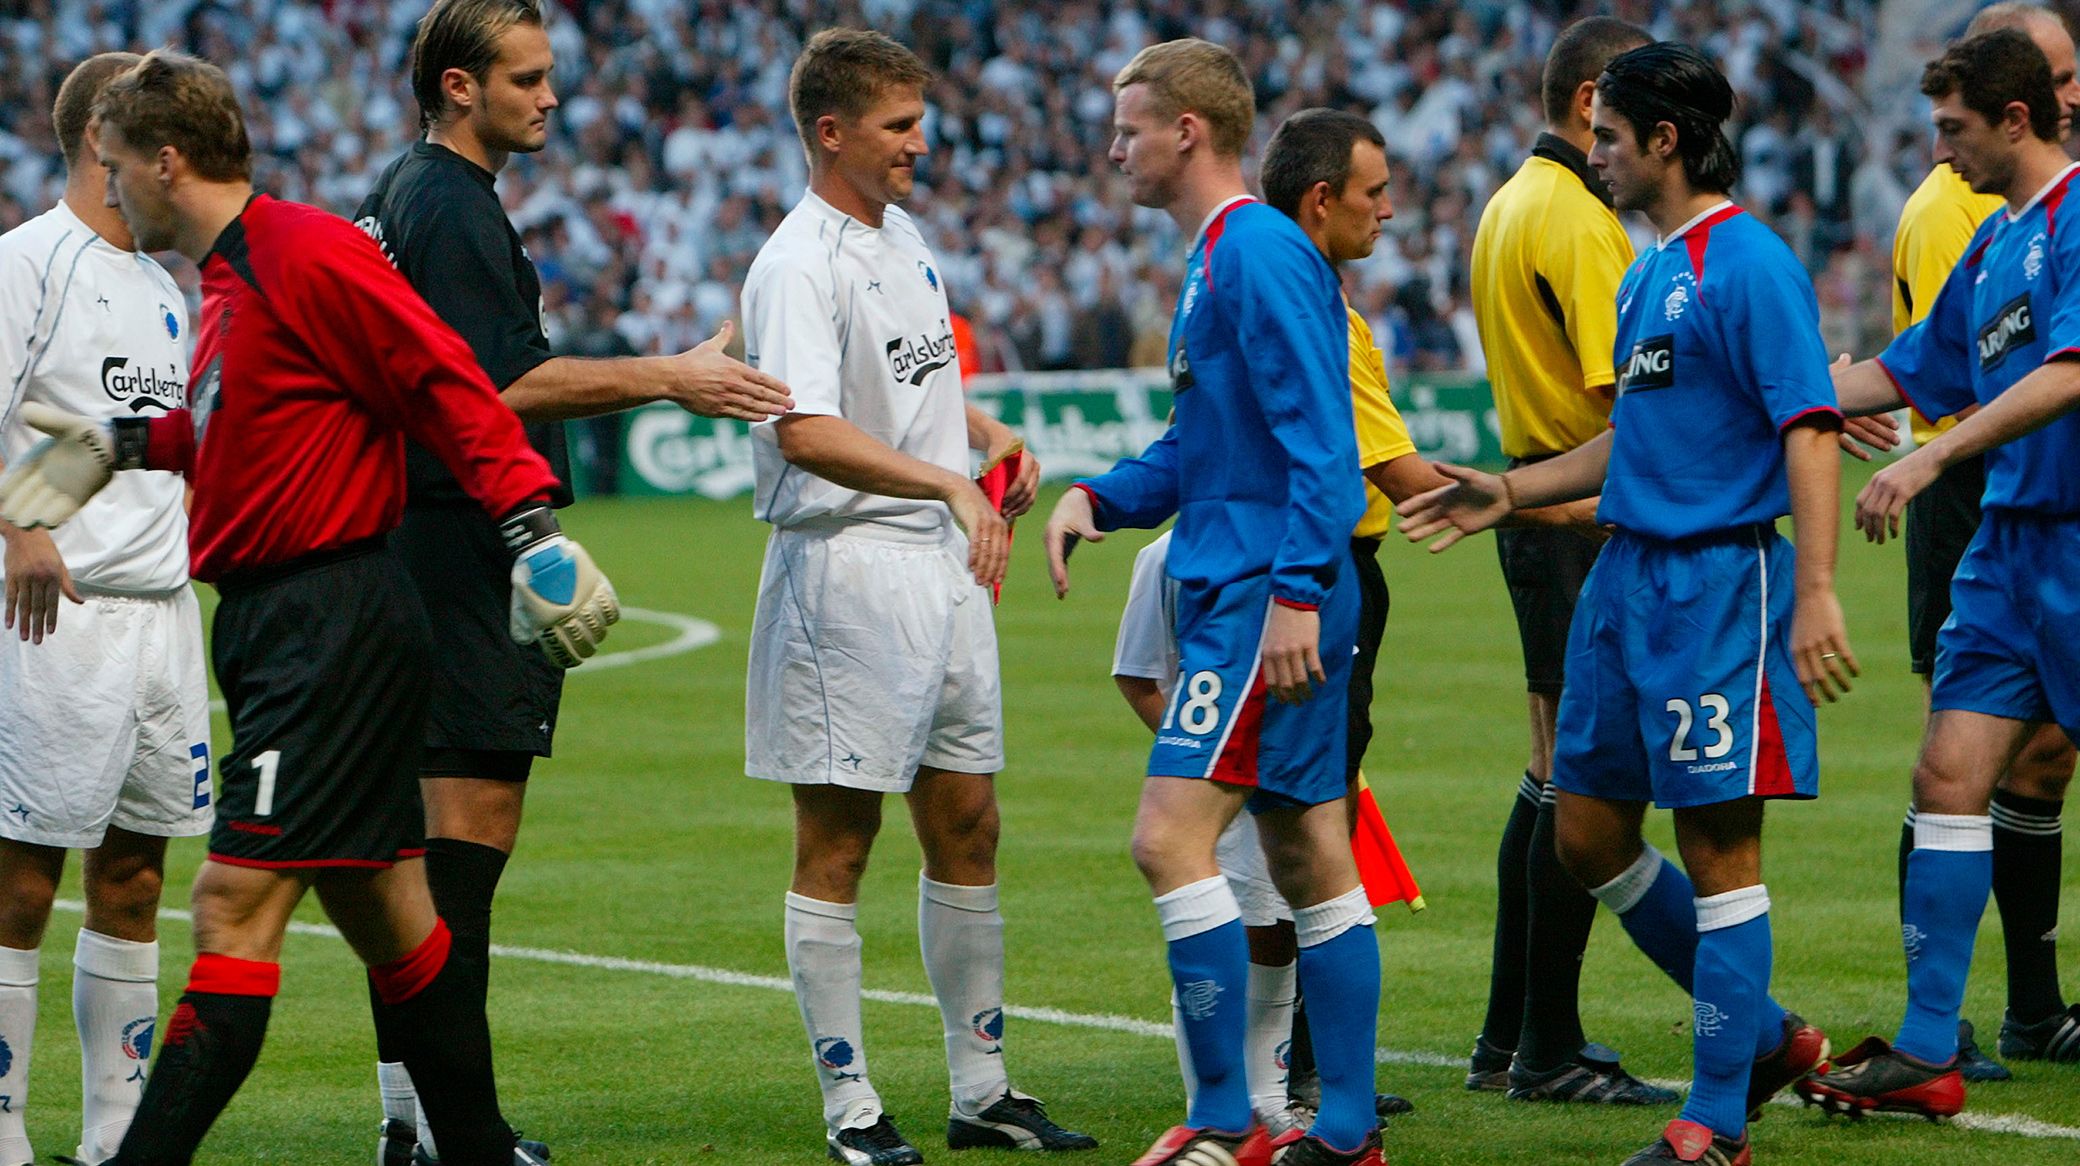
[
  {"left": 1397, "top": 429, "right": 1612, "bottom": 551},
  {"left": 1115, "top": 675, "right": 1167, "bottom": 733},
  {"left": 1783, "top": 417, "right": 1856, "bottom": 704},
  {"left": 498, "top": 319, "right": 793, "bottom": 424},
  {"left": 775, "top": 413, "right": 1009, "bottom": 586},
  {"left": 965, "top": 404, "right": 1040, "bottom": 518},
  {"left": 1857, "top": 358, "right": 2080, "bottom": 543}
]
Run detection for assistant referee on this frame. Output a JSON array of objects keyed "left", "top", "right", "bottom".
[
  {"left": 354, "top": 4, "right": 790, "bottom": 1158},
  {"left": 1466, "top": 16, "right": 1661, "bottom": 1106}
]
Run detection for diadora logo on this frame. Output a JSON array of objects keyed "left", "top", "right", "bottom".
[
  {"left": 1617, "top": 335, "right": 1675, "bottom": 394},
  {"left": 885, "top": 323, "right": 956, "bottom": 386},
  {"left": 101, "top": 357, "right": 186, "bottom": 412},
  {"left": 191, "top": 356, "right": 224, "bottom": 444},
  {"left": 1663, "top": 272, "right": 1694, "bottom": 321},
  {"left": 1977, "top": 293, "right": 2035, "bottom": 371},
  {"left": 2026, "top": 232, "right": 2047, "bottom": 281}
]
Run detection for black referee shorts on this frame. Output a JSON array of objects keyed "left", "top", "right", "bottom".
[
  {"left": 1346, "top": 536, "right": 1388, "bottom": 782},
  {"left": 1905, "top": 453, "right": 1987, "bottom": 676},
  {"left": 394, "top": 503, "right": 566, "bottom": 776},
  {"left": 208, "top": 539, "right": 429, "bottom": 869},
  {"left": 1494, "top": 457, "right": 1603, "bottom": 696}
]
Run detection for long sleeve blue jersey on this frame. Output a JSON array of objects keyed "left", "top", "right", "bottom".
[{"left": 1077, "top": 199, "right": 1363, "bottom": 609}]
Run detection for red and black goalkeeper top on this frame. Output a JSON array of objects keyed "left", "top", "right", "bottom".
[{"left": 142, "top": 194, "right": 557, "bottom": 582}]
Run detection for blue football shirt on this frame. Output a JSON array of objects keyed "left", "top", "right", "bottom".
[
  {"left": 1880, "top": 163, "right": 2080, "bottom": 515},
  {"left": 1601, "top": 204, "right": 1840, "bottom": 540}
]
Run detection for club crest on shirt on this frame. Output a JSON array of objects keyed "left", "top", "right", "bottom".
[
  {"left": 1664, "top": 272, "right": 1694, "bottom": 321},
  {"left": 2026, "top": 232, "right": 2047, "bottom": 281},
  {"left": 101, "top": 356, "right": 185, "bottom": 412},
  {"left": 885, "top": 323, "right": 956, "bottom": 386},
  {"left": 159, "top": 302, "right": 180, "bottom": 341},
  {"left": 918, "top": 260, "right": 939, "bottom": 291},
  {"left": 1978, "top": 293, "right": 2035, "bottom": 372}
]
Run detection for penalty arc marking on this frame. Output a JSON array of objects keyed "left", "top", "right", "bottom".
[
  {"left": 43, "top": 901, "right": 2080, "bottom": 1144},
  {"left": 203, "top": 604, "right": 719, "bottom": 714}
]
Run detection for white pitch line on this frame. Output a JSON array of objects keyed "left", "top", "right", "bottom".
[
  {"left": 48, "top": 901, "right": 2080, "bottom": 1142},
  {"left": 204, "top": 605, "right": 719, "bottom": 713}
]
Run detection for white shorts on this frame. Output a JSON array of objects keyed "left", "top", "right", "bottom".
[
  {"left": 1216, "top": 813, "right": 1292, "bottom": 927},
  {"left": 0, "top": 588, "right": 213, "bottom": 848},
  {"left": 747, "top": 522, "right": 1004, "bottom": 792}
]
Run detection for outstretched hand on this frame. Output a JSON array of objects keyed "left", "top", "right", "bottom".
[
  {"left": 1042, "top": 487, "right": 1104, "bottom": 597},
  {"left": 1396, "top": 462, "right": 1513, "bottom": 552}
]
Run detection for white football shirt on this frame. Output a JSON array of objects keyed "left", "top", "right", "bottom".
[
  {"left": 1112, "top": 530, "right": 1178, "bottom": 688},
  {"left": 743, "top": 190, "right": 968, "bottom": 533},
  {"left": 0, "top": 201, "right": 190, "bottom": 592}
]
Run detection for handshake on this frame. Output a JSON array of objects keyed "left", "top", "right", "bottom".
[{"left": 0, "top": 403, "right": 619, "bottom": 669}]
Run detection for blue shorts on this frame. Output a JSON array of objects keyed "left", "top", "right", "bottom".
[
  {"left": 1146, "top": 564, "right": 1357, "bottom": 809},
  {"left": 1931, "top": 511, "right": 2080, "bottom": 744},
  {"left": 1552, "top": 528, "right": 1817, "bottom": 809}
]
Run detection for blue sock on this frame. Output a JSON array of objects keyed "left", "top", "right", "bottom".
[
  {"left": 1681, "top": 887, "right": 1773, "bottom": 1139},
  {"left": 1293, "top": 889, "right": 1379, "bottom": 1152},
  {"left": 1156, "top": 877, "right": 1252, "bottom": 1133},
  {"left": 1591, "top": 846, "right": 1789, "bottom": 1061},
  {"left": 1895, "top": 814, "right": 1993, "bottom": 1064}
]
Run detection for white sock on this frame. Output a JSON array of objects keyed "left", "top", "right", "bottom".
[
  {"left": 786, "top": 893, "right": 881, "bottom": 1130},
  {"left": 0, "top": 944, "right": 38, "bottom": 1166},
  {"left": 71, "top": 930, "right": 156, "bottom": 1164},
  {"left": 377, "top": 1060, "right": 417, "bottom": 1125},
  {"left": 918, "top": 875, "right": 1012, "bottom": 1115},
  {"left": 1245, "top": 960, "right": 1297, "bottom": 1121},
  {"left": 416, "top": 1100, "right": 438, "bottom": 1160}
]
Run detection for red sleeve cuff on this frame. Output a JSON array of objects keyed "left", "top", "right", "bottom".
[
  {"left": 1778, "top": 405, "right": 1843, "bottom": 433},
  {"left": 1272, "top": 596, "right": 1319, "bottom": 612},
  {"left": 1069, "top": 482, "right": 1104, "bottom": 525},
  {"left": 1872, "top": 358, "right": 1937, "bottom": 425}
]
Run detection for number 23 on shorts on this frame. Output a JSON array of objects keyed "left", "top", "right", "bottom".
[{"left": 1665, "top": 694, "right": 1733, "bottom": 762}]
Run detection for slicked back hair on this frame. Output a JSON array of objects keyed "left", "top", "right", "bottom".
[
  {"left": 411, "top": 0, "right": 545, "bottom": 131},
  {"left": 1261, "top": 108, "right": 1385, "bottom": 217}
]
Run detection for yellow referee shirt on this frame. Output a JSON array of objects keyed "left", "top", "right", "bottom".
[
  {"left": 1893, "top": 164, "right": 2003, "bottom": 443},
  {"left": 1471, "top": 135, "right": 1634, "bottom": 459},
  {"left": 1348, "top": 305, "right": 1417, "bottom": 539}
]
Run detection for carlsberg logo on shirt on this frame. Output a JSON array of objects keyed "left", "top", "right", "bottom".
[
  {"left": 885, "top": 323, "right": 956, "bottom": 387},
  {"left": 100, "top": 357, "right": 185, "bottom": 412}
]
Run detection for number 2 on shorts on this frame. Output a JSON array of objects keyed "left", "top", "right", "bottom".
[
  {"left": 251, "top": 750, "right": 282, "bottom": 816},
  {"left": 1161, "top": 670, "right": 1225, "bottom": 736},
  {"left": 1665, "top": 694, "right": 1733, "bottom": 762}
]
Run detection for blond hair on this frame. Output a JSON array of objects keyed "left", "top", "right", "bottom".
[
  {"left": 789, "top": 28, "right": 932, "bottom": 154},
  {"left": 1113, "top": 38, "right": 1254, "bottom": 158},
  {"left": 55, "top": 52, "right": 142, "bottom": 170}
]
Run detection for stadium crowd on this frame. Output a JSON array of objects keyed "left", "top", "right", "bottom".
[{"left": 0, "top": 0, "right": 1926, "bottom": 385}]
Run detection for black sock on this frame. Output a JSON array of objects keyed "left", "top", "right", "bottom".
[
  {"left": 1897, "top": 806, "right": 1915, "bottom": 925},
  {"left": 1287, "top": 996, "right": 1315, "bottom": 1083},
  {"left": 425, "top": 837, "right": 511, "bottom": 964},
  {"left": 373, "top": 925, "right": 514, "bottom": 1166},
  {"left": 1991, "top": 788, "right": 2066, "bottom": 1023},
  {"left": 1517, "top": 787, "right": 1597, "bottom": 1072},
  {"left": 1478, "top": 775, "right": 1541, "bottom": 1053},
  {"left": 111, "top": 988, "right": 273, "bottom": 1165}
]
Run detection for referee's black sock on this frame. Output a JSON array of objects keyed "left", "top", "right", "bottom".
[
  {"left": 425, "top": 837, "right": 510, "bottom": 971},
  {"left": 108, "top": 955, "right": 277, "bottom": 1166},
  {"left": 1991, "top": 788, "right": 2066, "bottom": 1024},
  {"left": 371, "top": 920, "right": 516, "bottom": 1166},
  {"left": 1896, "top": 805, "right": 1915, "bottom": 924},
  {"left": 1477, "top": 774, "right": 1541, "bottom": 1055},
  {"left": 1516, "top": 784, "right": 1598, "bottom": 1073}
]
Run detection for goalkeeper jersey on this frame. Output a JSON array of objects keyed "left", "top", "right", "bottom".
[
  {"left": 138, "top": 195, "right": 556, "bottom": 581},
  {"left": 1077, "top": 197, "right": 1363, "bottom": 609},
  {"left": 0, "top": 201, "right": 189, "bottom": 593}
]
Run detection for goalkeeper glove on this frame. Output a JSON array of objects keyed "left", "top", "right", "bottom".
[
  {"left": 500, "top": 504, "right": 620, "bottom": 668},
  {"left": 0, "top": 404, "right": 148, "bottom": 529}
]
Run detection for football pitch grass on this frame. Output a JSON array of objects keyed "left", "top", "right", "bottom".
[{"left": 17, "top": 466, "right": 2080, "bottom": 1164}]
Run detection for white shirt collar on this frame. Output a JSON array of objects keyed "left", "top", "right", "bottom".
[
  {"left": 799, "top": 187, "right": 882, "bottom": 234},
  {"left": 1192, "top": 194, "right": 1255, "bottom": 250},
  {"left": 2005, "top": 162, "right": 2080, "bottom": 223},
  {"left": 1655, "top": 200, "right": 1735, "bottom": 250}
]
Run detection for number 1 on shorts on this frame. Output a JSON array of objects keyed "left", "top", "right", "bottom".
[{"left": 252, "top": 750, "right": 282, "bottom": 816}]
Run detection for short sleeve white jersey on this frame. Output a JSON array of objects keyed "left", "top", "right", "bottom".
[
  {"left": 743, "top": 191, "right": 968, "bottom": 533},
  {"left": 1112, "top": 530, "right": 1178, "bottom": 692},
  {"left": 0, "top": 202, "right": 189, "bottom": 592}
]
